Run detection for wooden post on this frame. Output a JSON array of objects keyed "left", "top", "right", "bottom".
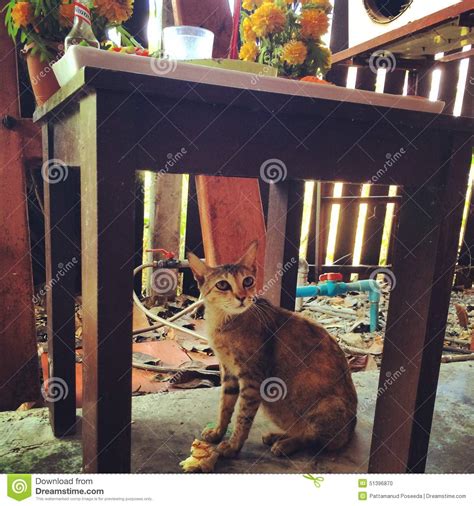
[
  {"left": 369, "top": 134, "right": 472, "bottom": 472},
  {"left": 182, "top": 176, "right": 203, "bottom": 297},
  {"left": 42, "top": 123, "right": 78, "bottom": 435},
  {"left": 152, "top": 173, "right": 183, "bottom": 299},
  {"left": 263, "top": 180, "right": 305, "bottom": 308},
  {"left": 80, "top": 93, "right": 136, "bottom": 473}
]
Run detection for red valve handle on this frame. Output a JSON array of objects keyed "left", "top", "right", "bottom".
[
  {"left": 145, "top": 248, "right": 175, "bottom": 260},
  {"left": 319, "top": 272, "right": 343, "bottom": 282}
]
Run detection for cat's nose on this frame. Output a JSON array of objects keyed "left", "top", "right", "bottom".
[{"left": 236, "top": 296, "right": 245, "bottom": 303}]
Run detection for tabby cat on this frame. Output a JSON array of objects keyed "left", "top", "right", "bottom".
[{"left": 187, "top": 241, "right": 357, "bottom": 458}]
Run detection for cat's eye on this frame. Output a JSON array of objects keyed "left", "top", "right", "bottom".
[
  {"left": 215, "top": 280, "right": 231, "bottom": 291},
  {"left": 243, "top": 276, "right": 255, "bottom": 288}
]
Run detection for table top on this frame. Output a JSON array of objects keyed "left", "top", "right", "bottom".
[
  {"left": 34, "top": 64, "right": 473, "bottom": 134},
  {"left": 49, "top": 46, "right": 445, "bottom": 113}
]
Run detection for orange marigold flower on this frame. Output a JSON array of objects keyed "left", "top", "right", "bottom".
[
  {"left": 239, "top": 41, "right": 259, "bottom": 62},
  {"left": 301, "top": 0, "right": 331, "bottom": 8},
  {"left": 250, "top": 3, "right": 286, "bottom": 38},
  {"left": 300, "top": 75, "right": 333, "bottom": 85},
  {"left": 299, "top": 8, "right": 329, "bottom": 39},
  {"left": 94, "top": 0, "right": 134, "bottom": 24},
  {"left": 281, "top": 40, "right": 307, "bottom": 65},
  {"left": 11, "top": 1, "right": 34, "bottom": 28},
  {"left": 59, "top": 3, "right": 75, "bottom": 27},
  {"left": 242, "top": 17, "right": 256, "bottom": 42}
]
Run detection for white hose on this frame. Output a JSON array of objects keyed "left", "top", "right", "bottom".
[{"left": 132, "top": 263, "right": 207, "bottom": 341}]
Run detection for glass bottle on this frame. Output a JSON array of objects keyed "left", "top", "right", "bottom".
[{"left": 65, "top": 1, "right": 100, "bottom": 51}]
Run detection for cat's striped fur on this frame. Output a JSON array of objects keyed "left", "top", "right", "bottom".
[{"left": 188, "top": 241, "right": 357, "bottom": 458}]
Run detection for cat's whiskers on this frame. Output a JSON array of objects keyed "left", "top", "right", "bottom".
[{"left": 250, "top": 302, "right": 272, "bottom": 330}]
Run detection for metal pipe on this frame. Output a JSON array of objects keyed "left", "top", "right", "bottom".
[{"left": 296, "top": 277, "right": 381, "bottom": 332}]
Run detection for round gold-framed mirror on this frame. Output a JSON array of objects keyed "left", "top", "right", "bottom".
[{"left": 363, "top": 0, "right": 413, "bottom": 24}]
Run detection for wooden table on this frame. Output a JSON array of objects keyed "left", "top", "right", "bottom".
[{"left": 34, "top": 66, "right": 473, "bottom": 473}]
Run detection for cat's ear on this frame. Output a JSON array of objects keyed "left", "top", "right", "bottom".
[
  {"left": 238, "top": 240, "right": 258, "bottom": 271},
  {"left": 187, "top": 251, "right": 210, "bottom": 286}
]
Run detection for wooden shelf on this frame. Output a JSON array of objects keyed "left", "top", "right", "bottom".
[{"left": 332, "top": 1, "right": 474, "bottom": 63}]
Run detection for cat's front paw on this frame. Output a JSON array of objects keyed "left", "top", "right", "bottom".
[
  {"left": 217, "top": 440, "right": 240, "bottom": 458},
  {"left": 201, "top": 427, "right": 223, "bottom": 444}
]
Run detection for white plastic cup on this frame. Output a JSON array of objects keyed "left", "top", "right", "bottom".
[{"left": 163, "top": 26, "right": 214, "bottom": 60}]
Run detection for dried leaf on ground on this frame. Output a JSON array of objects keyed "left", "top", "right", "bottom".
[
  {"left": 168, "top": 368, "right": 220, "bottom": 389},
  {"left": 179, "top": 339, "right": 212, "bottom": 354},
  {"left": 455, "top": 304, "right": 469, "bottom": 329},
  {"left": 132, "top": 352, "right": 161, "bottom": 366},
  {"left": 348, "top": 355, "right": 368, "bottom": 372}
]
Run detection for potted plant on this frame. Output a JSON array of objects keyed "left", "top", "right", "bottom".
[
  {"left": 3, "top": 0, "right": 136, "bottom": 105},
  {"left": 238, "top": 0, "right": 332, "bottom": 81}
]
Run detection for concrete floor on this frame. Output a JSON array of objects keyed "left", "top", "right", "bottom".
[{"left": 1, "top": 363, "right": 472, "bottom": 473}]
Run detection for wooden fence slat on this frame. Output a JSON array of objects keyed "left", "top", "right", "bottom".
[
  {"left": 310, "top": 182, "right": 333, "bottom": 281},
  {"left": 356, "top": 67, "right": 377, "bottom": 92},
  {"left": 0, "top": 2, "right": 40, "bottom": 410},
  {"left": 361, "top": 186, "right": 391, "bottom": 271},
  {"left": 383, "top": 69, "right": 407, "bottom": 95},
  {"left": 332, "top": 183, "right": 362, "bottom": 278},
  {"left": 182, "top": 176, "right": 204, "bottom": 297},
  {"left": 438, "top": 60, "right": 461, "bottom": 115}
]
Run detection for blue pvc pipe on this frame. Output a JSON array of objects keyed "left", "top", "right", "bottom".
[{"left": 296, "top": 279, "right": 380, "bottom": 332}]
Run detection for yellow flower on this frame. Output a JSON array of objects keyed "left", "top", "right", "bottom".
[
  {"left": 250, "top": 3, "right": 286, "bottom": 38},
  {"left": 242, "top": 0, "right": 264, "bottom": 10},
  {"left": 242, "top": 17, "right": 256, "bottom": 42},
  {"left": 94, "top": 0, "right": 134, "bottom": 24},
  {"left": 11, "top": 1, "right": 34, "bottom": 28},
  {"left": 281, "top": 40, "right": 307, "bottom": 65},
  {"left": 59, "top": 3, "right": 75, "bottom": 27},
  {"left": 239, "top": 41, "right": 259, "bottom": 62},
  {"left": 299, "top": 8, "right": 329, "bottom": 39}
]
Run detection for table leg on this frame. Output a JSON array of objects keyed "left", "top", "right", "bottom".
[
  {"left": 263, "top": 180, "right": 305, "bottom": 309},
  {"left": 368, "top": 136, "right": 472, "bottom": 472},
  {"left": 80, "top": 93, "right": 136, "bottom": 473},
  {"left": 43, "top": 123, "right": 77, "bottom": 436}
]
